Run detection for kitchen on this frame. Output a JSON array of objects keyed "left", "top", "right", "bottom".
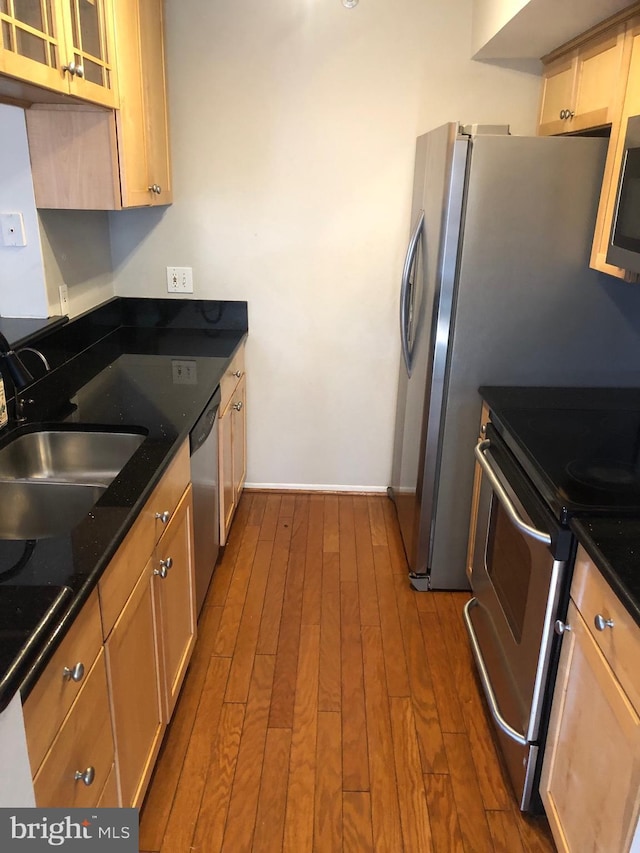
[{"left": 1, "top": 0, "right": 640, "bottom": 850}]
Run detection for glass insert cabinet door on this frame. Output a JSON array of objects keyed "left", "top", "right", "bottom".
[{"left": 0, "top": 0, "right": 117, "bottom": 107}]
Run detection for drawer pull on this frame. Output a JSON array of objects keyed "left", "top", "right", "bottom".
[
  {"left": 74, "top": 766, "right": 95, "bottom": 786},
  {"left": 594, "top": 614, "right": 614, "bottom": 632},
  {"left": 155, "top": 510, "right": 171, "bottom": 524},
  {"left": 154, "top": 557, "right": 173, "bottom": 579},
  {"left": 62, "top": 662, "right": 85, "bottom": 683},
  {"left": 554, "top": 620, "right": 572, "bottom": 636}
]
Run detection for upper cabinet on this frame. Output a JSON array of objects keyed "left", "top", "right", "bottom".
[
  {"left": 25, "top": 0, "right": 172, "bottom": 209},
  {"left": 538, "top": 25, "right": 628, "bottom": 137},
  {"left": 537, "top": 7, "right": 640, "bottom": 280},
  {"left": 0, "top": 0, "right": 118, "bottom": 108}
]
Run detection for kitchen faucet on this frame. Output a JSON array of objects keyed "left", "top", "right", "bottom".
[{"left": 0, "top": 334, "right": 50, "bottom": 422}]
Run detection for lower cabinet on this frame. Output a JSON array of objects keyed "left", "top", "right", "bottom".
[
  {"left": 154, "top": 487, "right": 196, "bottom": 721},
  {"left": 219, "top": 373, "right": 247, "bottom": 545},
  {"left": 102, "top": 480, "right": 196, "bottom": 808},
  {"left": 32, "top": 650, "right": 115, "bottom": 809},
  {"left": 104, "top": 559, "right": 164, "bottom": 808},
  {"left": 540, "top": 548, "right": 640, "bottom": 852},
  {"left": 22, "top": 441, "right": 196, "bottom": 810}
]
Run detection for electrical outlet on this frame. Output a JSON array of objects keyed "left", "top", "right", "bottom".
[
  {"left": 172, "top": 359, "right": 198, "bottom": 384},
  {"left": 58, "top": 284, "right": 69, "bottom": 315},
  {"left": 167, "top": 266, "right": 194, "bottom": 293},
  {"left": 0, "top": 213, "right": 26, "bottom": 247}
]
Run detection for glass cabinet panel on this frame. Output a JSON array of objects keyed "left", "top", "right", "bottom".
[
  {"left": 67, "top": 0, "right": 111, "bottom": 89},
  {"left": 0, "top": 0, "right": 58, "bottom": 70}
]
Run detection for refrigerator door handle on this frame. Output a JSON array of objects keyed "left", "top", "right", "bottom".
[{"left": 400, "top": 209, "right": 424, "bottom": 377}]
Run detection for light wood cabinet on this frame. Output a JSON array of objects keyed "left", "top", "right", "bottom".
[
  {"left": 32, "top": 650, "right": 115, "bottom": 808},
  {"left": 0, "top": 0, "right": 118, "bottom": 108},
  {"left": 538, "top": 25, "right": 628, "bottom": 137},
  {"left": 540, "top": 546, "right": 640, "bottom": 852},
  {"left": 219, "top": 344, "right": 247, "bottom": 546},
  {"left": 104, "top": 558, "right": 164, "bottom": 809},
  {"left": 25, "top": 0, "right": 171, "bottom": 209},
  {"left": 100, "top": 439, "right": 194, "bottom": 808},
  {"left": 153, "top": 485, "right": 196, "bottom": 721},
  {"left": 591, "top": 21, "right": 640, "bottom": 279}
]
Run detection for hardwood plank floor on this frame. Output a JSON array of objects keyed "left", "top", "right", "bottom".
[{"left": 140, "top": 492, "right": 556, "bottom": 852}]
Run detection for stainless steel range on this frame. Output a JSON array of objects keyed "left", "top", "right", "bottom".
[{"left": 464, "top": 387, "right": 640, "bottom": 812}]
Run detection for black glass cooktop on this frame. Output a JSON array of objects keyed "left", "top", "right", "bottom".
[{"left": 490, "top": 406, "right": 640, "bottom": 524}]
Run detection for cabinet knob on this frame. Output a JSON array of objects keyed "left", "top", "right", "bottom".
[
  {"left": 74, "top": 766, "right": 95, "bottom": 786},
  {"left": 155, "top": 510, "right": 171, "bottom": 524},
  {"left": 554, "top": 619, "right": 572, "bottom": 635},
  {"left": 63, "top": 61, "right": 84, "bottom": 78},
  {"left": 594, "top": 613, "right": 614, "bottom": 631},
  {"left": 62, "top": 662, "right": 85, "bottom": 683},
  {"left": 154, "top": 557, "right": 173, "bottom": 579},
  {"left": 233, "top": 401, "right": 243, "bottom": 412},
  {"left": 155, "top": 185, "right": 162, "bottom": 194},
  {"left": 148, "top": 184, "right": 162, "bottom": 194},
  {"left": 233, "top": 370, "right": 243, "bottom": 378}
]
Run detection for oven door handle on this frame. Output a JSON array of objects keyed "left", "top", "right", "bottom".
[
  {"left": 463, "top": 598, "right": 528, "bottom": 747},
  {"left": 474, "top": 440, "right": 552, "bottom": 545}
]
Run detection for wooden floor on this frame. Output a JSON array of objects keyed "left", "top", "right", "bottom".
[{"left": 139, "top": 492, "right": 556, "bottom": 853}]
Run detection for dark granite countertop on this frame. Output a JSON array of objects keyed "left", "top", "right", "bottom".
[
  {"left": 0, "top": 315, "right": 67, "bottom": 349},
  {"left": 0, "top": 297, "right": 248, "bottom": 711},
  {"left": 570, "top": 518, "right": 640, "bottom": 627}
]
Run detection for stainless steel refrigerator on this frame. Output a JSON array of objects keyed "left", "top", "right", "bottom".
[{"left": 389, "top": 122, "right": 640, "bottom": 591}]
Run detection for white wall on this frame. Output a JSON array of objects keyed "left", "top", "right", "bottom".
[
  {"left": 110, "top": 0, "right": 541, "bottom": 490},
  {"left": 0, "top": 104, "right": 48, "bottom": 319},
  {"left": 39, "top": 210, "right": 115, "bottom": 318}
]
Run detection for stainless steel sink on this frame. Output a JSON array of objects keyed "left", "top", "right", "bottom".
[
  {"left": 0, "top": 481, "right": 106, "bottom": 539},
  {"left": 0, "top": 430, "right": 145, "bottom": 487}
]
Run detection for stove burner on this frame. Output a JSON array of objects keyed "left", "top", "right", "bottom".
[{"left": 566, "top": 459, "right": 640, "bottom": 491}]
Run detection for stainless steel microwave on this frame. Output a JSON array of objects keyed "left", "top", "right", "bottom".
[{"left": 608, "top": 114, "right": 640, "bottom": 273}]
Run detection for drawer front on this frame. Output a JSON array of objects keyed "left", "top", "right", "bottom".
[
  {"left": 219, "top": 343, "right": 245, "bottom": 412},
  {"left": 33, "top": 650, "right": 114, "bottom": 808},
  {"left": 572, "top": 545, "right": 640, "bottom": 711},
  {"left": 150, "top": 439, "right": 190, "bottom": 542},
  {"left": 23, "top": 590, "right": 103, "bottom": 775},
  {"left": 99, "top": 507, "right": 155, "bottom": 639}
]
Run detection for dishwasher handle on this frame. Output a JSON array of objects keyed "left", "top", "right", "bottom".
[{"left": 190, "top": 388, "right": 221, "bottom": 456}]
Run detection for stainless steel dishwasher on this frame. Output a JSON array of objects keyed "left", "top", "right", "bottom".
[{"left": 190, "top": 387, "right": 221, "bottom": 615}]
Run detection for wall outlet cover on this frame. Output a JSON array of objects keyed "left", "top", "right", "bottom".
[{"left": 166, "top": 266, "right": 194, "bottom": 293}]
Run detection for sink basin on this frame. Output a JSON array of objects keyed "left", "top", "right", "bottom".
[
  {"left": 0, "top": 480, "right": 105, "bottom": 539},
  {"left": 0, "top": 430, "right": 145, "bottom": 487}
]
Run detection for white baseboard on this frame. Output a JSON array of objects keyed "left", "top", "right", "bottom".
[{"left": 243, "top": 482, "right": 388, "bottom": 495}]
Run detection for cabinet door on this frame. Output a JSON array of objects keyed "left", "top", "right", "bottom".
[
  {"left": 591, "top": 23, "right": 640, "bottom": 279},
  {"left": 541, "top": 601, "right": 640, "bottom": 853},
  {"left": 219, "top": 400, "right": 234, "bottom": 546},
  {"left": 104, "top": 559, "right": 165, "bottom": 809},
  {"left": 0, "top": 0, "right": 67, "bottom": 93},
  {"left": 232, "top": 374, "right": 246, "bottom": 504},
  {"left": 538, "top": 54, "right": 576, "bottom": 136},
  {"left": 154, "top": 485, "right": 196, "bottom": 721},
  {"left": 139, "top": 0, "right": 171, "bottom": 204},
  {"left": 572, "top": 26, "right": 627, "bottom": 133},
  {"left": 60, "top": 0, "right": 117, "bottom": 107}
]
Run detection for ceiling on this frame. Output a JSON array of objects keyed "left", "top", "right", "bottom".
[{"left": 474, "top": 0, "right": 634, "bottom": 64}]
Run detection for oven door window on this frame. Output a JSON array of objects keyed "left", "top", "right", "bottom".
[
  {"left": 485, "top": 494, "right": 531, "bottom": 643},
  {"left": 612, "top": 146, "right": 640, "bottom": 253}
]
